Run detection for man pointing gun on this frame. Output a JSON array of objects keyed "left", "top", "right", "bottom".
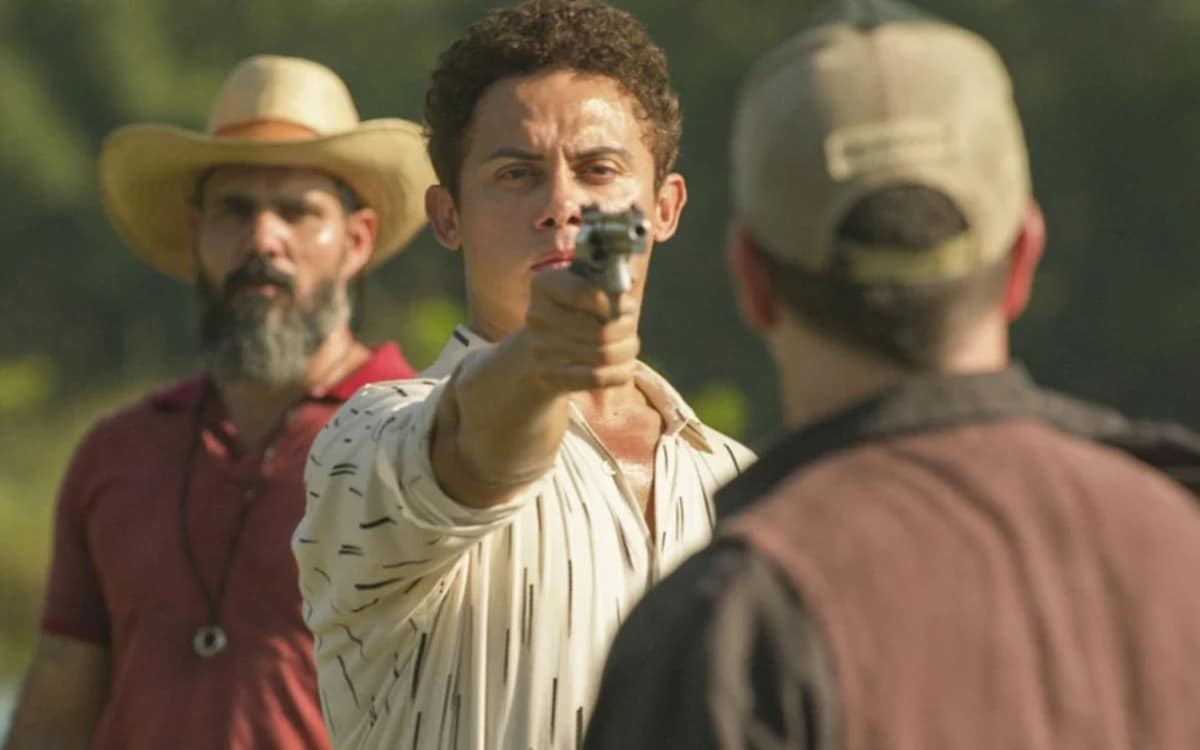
[{"left": 291, "top": 2, "right": 752, "bottom": 748}]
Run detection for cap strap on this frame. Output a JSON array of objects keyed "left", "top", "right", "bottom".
[{"left": 840, "top": 233, "right": 980, "bottom": 283}]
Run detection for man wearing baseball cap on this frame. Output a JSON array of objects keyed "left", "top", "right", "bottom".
[
  {"left": 4, "top": 55, "right": 433, "bottom": 749},
  {"left": 585, "top": 1, "right": 1200, "bottom": 748}
]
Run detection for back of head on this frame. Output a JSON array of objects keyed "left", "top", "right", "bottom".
[
  {"left": 732, "top": 0, "right": 1032, "bottom": 367},
  {"left": 424, "top": 0, "right": 681, "bottom": 198}
]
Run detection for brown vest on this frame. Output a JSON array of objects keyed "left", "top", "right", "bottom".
[{"left": 723, "top": 371, "right": 1200, "bottom": 749}]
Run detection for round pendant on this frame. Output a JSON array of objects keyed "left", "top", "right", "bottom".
[{"left": 193, "top": 624, "right": 228, "bottom": 658}]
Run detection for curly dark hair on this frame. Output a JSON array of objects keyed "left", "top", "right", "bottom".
[{"left": 425, "top": 0, "right": 682, "bottom": 197}]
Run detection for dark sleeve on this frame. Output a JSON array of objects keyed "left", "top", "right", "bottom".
[
  {"left": 40, "top": 423, "right": 112, "bottom": 645},
  {"left": 584, "top": 539, "right": 837, "bottom": 750}
]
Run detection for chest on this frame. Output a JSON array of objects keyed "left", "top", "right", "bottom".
[
  {"left": 590, "top": 425, "right": 658, "bottom": 509},
  {"left": 429, "top": 465, "right": 718, "bottom": 655},
  {"left": 580, "top": 401, "right": 664, "bottom": 509},
  {"left": 81, "top": 421, "right": 320, "bottom": 627}
]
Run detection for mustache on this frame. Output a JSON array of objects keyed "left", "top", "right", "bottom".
[{"left": 221, "top": 256, "right": 294, "bottom": 297}]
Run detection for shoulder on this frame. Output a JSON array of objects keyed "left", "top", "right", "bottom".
[
  {"left": 308, "top": 374, "right": 450, "bottom": 461},
  {"left": 323, "top": 375, "right": 448, "bottom": 430},
  {"left": 631, "top": 360, "right": 757, "bottom": 469},
  {"left": 341, "top": 375, "right": 446, "bottom": 411},
  {"left": 674, "top": 422, "right": 757, "bottom": 497},
  {"left": 1024, "top": 420, "right": 1200, "bottom": 528},
  {"left": 956, "top": 416, "right": 1196, "bottom": 505},
  {"left": 698, "top": 424, "right": 757, "bottom": 468},
  {"left": 54, "top": 378, "right": 197, "bottom": 503},
  {"left": 74, "top": 376, "right": 200, "bottom": 449},
  {"left": 1027, "top": 379, "right": 1200, "bottom": 496}
]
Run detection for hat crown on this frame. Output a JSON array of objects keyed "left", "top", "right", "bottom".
[
  {"left": 732, "top": 5, "right": 1030, "bottom": 283},
  {"left": 206, "top": 55, "right": 361, "bottom": 136}
]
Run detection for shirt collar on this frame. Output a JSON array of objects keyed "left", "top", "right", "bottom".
[
  {"left": 424, "top": 325, "right": 712, "bottom": 449},
  {"left": 150, "top": 377, "right": 207, "bottom": 411},
  {"left": 716, "top": 364, "right": 1200, "bottom": 519},
  {"left": 151, "top": 342, "right": 415, "bottom": 411},
  {"left": 422, "top": 325, "right": 485, "bottom": 380},
  {"left": 323, "top": 343, "right": 415, "bottom": 401}
]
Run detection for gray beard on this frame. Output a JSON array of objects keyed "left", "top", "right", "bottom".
[{"left": 198, "top": 275, "right": 347, "bottom": 388}]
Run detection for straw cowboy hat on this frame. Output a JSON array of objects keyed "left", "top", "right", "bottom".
[{"left": 99, "top": 54, "right": 435, "bottom": 282}]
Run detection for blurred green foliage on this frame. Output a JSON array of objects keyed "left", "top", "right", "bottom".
[
  {"left": 2, "top": 0, "right": 1198, "bottom": 688},
  {"left": 690, "top": 382, "right": 751, "bottom": 439},
  {"left": 0, "top": 357, "right": 57, "bottom": 414}
]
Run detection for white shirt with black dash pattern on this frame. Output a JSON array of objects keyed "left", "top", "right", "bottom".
[{"left": 293, "top": 325, "right": 754, "bottom": 750}]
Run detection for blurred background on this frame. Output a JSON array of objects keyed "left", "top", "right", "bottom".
[{"left": 1, "top": 0, "right": 1197, "bottom": 729}]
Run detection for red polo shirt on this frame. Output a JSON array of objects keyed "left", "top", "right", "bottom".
[{"left": 40, "top": 343, "right": 413, "bottom": 749}]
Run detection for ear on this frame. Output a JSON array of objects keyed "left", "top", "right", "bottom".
[
  {"left": 341, "top": 206, "right": 378, "bottom": 280},
  {"left": 426, "top": 184, "right": 463, "bottom": 251},
  {"left": 650, "top": 173, "right": 687, "bottom": 243},
  {"left": 1003, "top": 200, "right": 1046, "bottom": 322},
  {"left": 726, "top": 222, "right": 782, "bottom": 333}
]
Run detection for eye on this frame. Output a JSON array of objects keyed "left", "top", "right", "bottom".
[
  {"left": 578, "top": 161, "right": 621, "bottom": 183},
  {"left": 278, "top": 201, "right": 321, "bottom": 223},
  {"left": 497, "top": 164, "right": 538, "bottom": 183},
  {"left": 279, "top": 205, "right": 306, "bottom": 223},
  {"left": 213, "top": 197, "right": 254, "bottom": 221}
]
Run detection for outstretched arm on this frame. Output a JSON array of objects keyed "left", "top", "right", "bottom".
[{"left": 433, "top": 267, "right": 639, "bottom": 508}]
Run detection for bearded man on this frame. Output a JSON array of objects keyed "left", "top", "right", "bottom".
[{"left": 3, "top": 55, "right": 434, "bottom": 749}]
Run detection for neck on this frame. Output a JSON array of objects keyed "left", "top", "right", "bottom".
[
  {"left": 770, "top": 317, "right": 1009, "bottom": 430},
  {"left": 570, "top": 380, "right": 647, "bottom": 422},
  {"left": 214, "top": 326, "right": 368, "bottom": 449},
  {"left": 467, "top": 315, "right": 516, "bottom": 345}
]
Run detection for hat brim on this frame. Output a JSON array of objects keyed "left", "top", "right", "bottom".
[{"left": 98, "top": 118, "right": 436, "bottom": 282}]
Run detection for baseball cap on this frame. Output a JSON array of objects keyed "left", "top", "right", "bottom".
[{"left": 731, "top": 0, "right": 1031, "bottom": 284}]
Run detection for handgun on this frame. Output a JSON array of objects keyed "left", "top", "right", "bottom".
[{"left": 570, "top": 203, "right": 651, "bottom": 320}]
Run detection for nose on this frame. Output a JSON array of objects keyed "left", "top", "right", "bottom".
[
  {"left": 245, "top": 209, "right": 288, "bottom": 261},
  {"left": 536, "top": 166, "right": 584, "bottom": 230}
]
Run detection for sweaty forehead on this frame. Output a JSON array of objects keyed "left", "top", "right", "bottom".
[{"left": 468, "top": 70, "right": 646, "bottom": 158}]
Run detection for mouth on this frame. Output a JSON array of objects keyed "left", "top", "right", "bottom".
[
  {"left": 531, "top": 250, "right": 575, "bottom": 272},
  {"left": 228, "top": 281, "right": 288, "bottom": 302}
]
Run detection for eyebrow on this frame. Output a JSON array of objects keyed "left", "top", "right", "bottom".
[
  {"left": 212, "top": 192, "right": 255, "bottom": 210},
  {"left": 482, "top": 145, "right": 632, "bottom": 163}
]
